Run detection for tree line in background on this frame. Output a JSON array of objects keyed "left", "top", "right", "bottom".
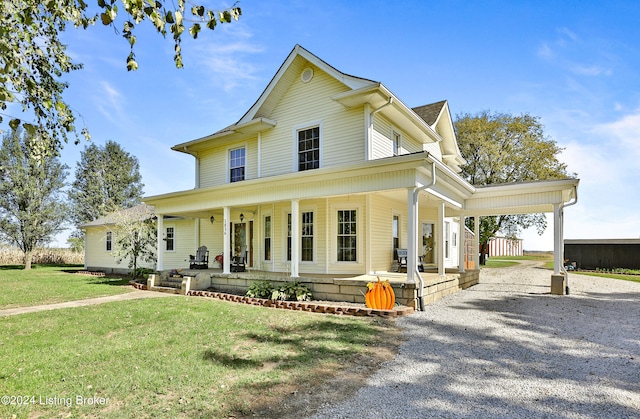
[{"left": 0, "top": 129, "right": 153, "bottom": 272}]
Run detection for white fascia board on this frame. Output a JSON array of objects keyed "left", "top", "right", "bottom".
[
  {"left": 171, "top": 117, "right": 277, "bottom": 154},
  {"left": 333, "top": 84, "right": 441, "bottom": 144}
]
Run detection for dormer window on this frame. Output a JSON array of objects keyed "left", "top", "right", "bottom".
[
  {"left": 229, "top": 147, "right": 245, "bottom": 182},
  {"left": 298, "top": 126, "right": 320, "bottom": 171}
]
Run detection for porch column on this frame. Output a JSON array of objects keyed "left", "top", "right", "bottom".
[
  {"left": 223, "top": 206, "right": 231, "bottom": 274},
  {"left": 553, "top": 204, "right": 563, "bottom": 275},
  {"left": 437, "top": 201, "right": 445, "bottom": 276},
  {"left": 291, "top": 199, "right": 300, "bottom": 278},
  {"left": 473, "top": 215, "right": 480, "bottom": 269},
  {"left": 458, "top": 216, "right": 466, "bottom": 273},
  {"left": 552, "top": 203, "right": 566, "bottom": 294},
  {"left": 156, "top": 214, "right": 164, "bottom": 271},
  {"left": 406, "top": 188, "right": 417, "bottom": 284}
]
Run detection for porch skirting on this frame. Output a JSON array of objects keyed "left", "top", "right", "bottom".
[{"left": 147, "top": 268, "right": 480, "bottom": 310}]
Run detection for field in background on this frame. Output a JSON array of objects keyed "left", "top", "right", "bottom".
[{"left": 0, "top": 247, "right": 83, "bottom": 266}]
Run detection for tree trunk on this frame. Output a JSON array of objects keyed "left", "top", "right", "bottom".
[{"left": 24, "top": 250, "right": 33, "bottom": 270}]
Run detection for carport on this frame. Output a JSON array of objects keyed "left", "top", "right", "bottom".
[{"left": 459, "top": 178, "right": 579, "bottom": 294}]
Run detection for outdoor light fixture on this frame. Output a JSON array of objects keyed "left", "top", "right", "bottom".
[
  {"left": 210, "top": 216, "right": 215, "bottom": 224},
  {"left": 240, "top": 213, "right": 244, "bottom": 222}
]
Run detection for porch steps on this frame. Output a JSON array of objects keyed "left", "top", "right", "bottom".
[
  {"left": 151, "top": 276, "right": 184, "bottom": 294},
  {"left": 150, "top": 285, "right": 182, "bottom": 294}
]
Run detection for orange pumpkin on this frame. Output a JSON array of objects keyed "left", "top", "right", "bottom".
[{"left": 365, "top": 276, "right": 395, "bottom": 310}]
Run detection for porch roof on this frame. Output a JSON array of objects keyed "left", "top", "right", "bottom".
[{"left": 144, "top": 152, "right": 470, "bottom": 217}]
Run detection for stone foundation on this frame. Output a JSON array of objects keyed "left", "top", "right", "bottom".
[{"left": 147, "top": 269, "right": 481, "bottom": 310}]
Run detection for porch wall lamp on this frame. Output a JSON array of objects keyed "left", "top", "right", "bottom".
[
  {"left": 210, "top": 216, "right": 215, "bottom": 224},
  {"left": 239, "top": 213, "right": 244, "bottom": 222}
]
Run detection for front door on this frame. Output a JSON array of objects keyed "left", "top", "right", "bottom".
[{"left": 231, "top": 222, "right": 252, "bottom": 267}]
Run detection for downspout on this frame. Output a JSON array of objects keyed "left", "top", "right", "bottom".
[
  {"left": 560, "top": 185, "right": 579, "bottom": 295},
  {"left": 412, "top": 160, "right": 436, "bottom": 311},
  {"left": 366, "top": 98, "right": 394, "bottom": 160}
]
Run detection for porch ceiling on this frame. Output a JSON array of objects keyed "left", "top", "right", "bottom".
[{"left": 461, "top": 178, "right": 579, "bottom": 216}]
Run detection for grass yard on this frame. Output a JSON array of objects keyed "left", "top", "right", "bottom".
[
  {"left": 0, "top": 267, "right": 401, "bottom": 418},
  {"left": 0, "top": 265, "right": 132, "bottom": 309},
  {"left": 576, "top": 271, "right": 640, "bottom": 284},
  {"left": 484, "top": 253, "right": 554, "bottom": 269}
]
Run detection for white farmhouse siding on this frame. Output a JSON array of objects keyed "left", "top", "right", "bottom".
[
  {"left": 131, "top": 45, "right": 579, "bottom": 305},
  {"left": 261, "top": 64, "right": 364, "bottom": 177},
  {"left": 83, "top": 225, "right": 155, "bottom": 274}
]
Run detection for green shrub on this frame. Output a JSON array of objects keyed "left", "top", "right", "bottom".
[
  {"left": 246, "top": 280, "right": 276, "bottom": 299},
  {"left": 273, "top": 281, "right": 313, "bottom": 302}
]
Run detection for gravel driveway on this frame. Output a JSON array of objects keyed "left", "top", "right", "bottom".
[{"left": 311, "top": 261, "right": 640, "bottom": 418}]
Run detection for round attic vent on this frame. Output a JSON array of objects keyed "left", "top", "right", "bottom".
[{"left": 301, "top": 67, "right": 314, "bottom": 83}]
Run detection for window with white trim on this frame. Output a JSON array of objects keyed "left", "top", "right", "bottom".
[
  {"left": 298, "top": 126, "right": 320, "bottom": 171},
  {"left": 392, "top": 215, "right": 399, "bottom": 258},
  {"left": 165, "top": 227, "right": 175, "bottom": 251},
  {"left": 264, "top": 216, "right": 271, "bottom": 261},
  {"left": 287, "top": 213, "right": 292, "bottom": 261},
  {"left": 229, "top": 147, "right": 245, "bottom": 182},
  {"left": 337, "top": 210, "right": 357, "bottom": 262},
  {"left": 445, "top": 221, "right": 451, "bottom": 259},
  {"left": 106, "top": 231, "right": 112, "bottom": 252},
  {"left": 392, "top": 130, "right": 401, "bottom": 156},
  {"left": 301, "top": 211, "right": 314, "bottom": 262}
]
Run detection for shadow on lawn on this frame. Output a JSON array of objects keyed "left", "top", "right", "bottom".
[{"left": 200, "top": 317, "right": 400, "bottom": 417}]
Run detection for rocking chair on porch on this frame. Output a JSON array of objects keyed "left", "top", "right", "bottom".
[
  {"left": 189, "top": 246, "right": 209, "bottom": 269},
  {"left": 396, "top": 248, "right": 424, "bottom": 273},
  {"left": 231, "top": 246, "right": 247, "bottom": 272}
]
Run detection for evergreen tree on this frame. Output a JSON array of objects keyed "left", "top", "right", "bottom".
[
  {"left": 69, "top": 140, "right": 144, "bottom": 226},
  {"left": 0, "top": 128, "right": 69, "bottom": 269}
]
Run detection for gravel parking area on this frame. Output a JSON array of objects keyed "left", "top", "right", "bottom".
[{"left": 311, "top": 261, "right": 640, "bottom": 418}]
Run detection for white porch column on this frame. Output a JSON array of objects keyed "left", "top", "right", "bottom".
[
  {"left": 458, "top": 216, "right": 466, "bottom": 273},
  {"left": 473, "top": 215, "right": 480, "bottom": 269},
  {"left": 223, "top": 206, "right": 231, "bottom": 274},
  {"left": 553, "top": 204, "right": 563, "bottom": 275},
  {"left": 407, "top": 188, "right": 417, "bottom": 284},
  {"left": 437, "top": 201, "right": 445, "bottom": 276},
  {"left": 156, "top": 214, "right": 164, "bottom": 271},
  {"left": 291, "top": 199, "right": 300, "bottom": 278}
]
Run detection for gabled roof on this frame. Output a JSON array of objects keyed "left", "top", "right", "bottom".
[
  {"left": 413, "top": 100, "right": 466, "bottom": 172},
  {"left": 79, "top": 204, "right": 155, "bottom": 228},
  {"left": 413, "top": 100, "right": 447, "bottom": 125},
  {"left": 237, "top": 44, "right": 377, "bottom": 124}
]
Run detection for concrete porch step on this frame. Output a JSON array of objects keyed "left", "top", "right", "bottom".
[{"left": 150, "top": 286, "right": 183, "bottom": 295}]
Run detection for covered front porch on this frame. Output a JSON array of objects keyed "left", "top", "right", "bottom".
[{"left": 147, "top": 266, "right": 480, "bottom": 309}]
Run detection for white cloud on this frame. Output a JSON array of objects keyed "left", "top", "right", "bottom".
[
  {"left": 190, "top": 25, "right": 265, "bottom": 92},
  {"left": 95, "top": 81, "right": 126, "bottom": 123}
]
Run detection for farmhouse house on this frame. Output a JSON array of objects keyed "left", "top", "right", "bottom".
[{"left": 84, "top": 45, "right": 579, "bottom": 308}]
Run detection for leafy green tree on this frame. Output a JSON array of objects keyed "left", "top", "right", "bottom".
[
  {"left": 0, "top": 128, "right": 69, "bottom": 269},
  {"left": 0, "top": 1, "right": 241, "bottom": 152},
  {"left": 455, "top": 111, "right": 572, "bottom": 263},
  {"left": 110, "top": 205, "right": 157, "bottom": 278},
  {"left": 69, "top": 140, "right": 144, "bottom": 226}
]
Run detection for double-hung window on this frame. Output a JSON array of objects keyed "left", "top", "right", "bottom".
[
  {"left": 298, "top": 126, "right": 319, "bottom": 171},
  {"left": 337, "top": 210, "right": 357, "bottom": 262},
  {"left": 301, "top": 211, "right": 313, "bottom": 262},
  {"left": 392, "top": 131, "right": 401, "bottom": 156},
  {"left": 229, "top": 147, "right": 245, "bottom": 182},
  {"left": 165, "top": 227, "right": 175, "bottom": 251},
  {"left": 105, "top": 231, "right": 112, "bottom": 252},
  {"left": 264, "top": 216, "right": 271, "bottom": 261}
]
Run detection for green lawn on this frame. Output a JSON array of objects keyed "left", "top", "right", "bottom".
[
  {"left": 576, "top": 271, "right": 640, "bottom": 284},
  {"left": 0, "top": 265, "right": 132, "bottom": 309},
  {"left": 484, "top": 254, "right": 553, "bottom": 269},
  {"left": 0, "top": 268, "right": 400, "bottom": 418}
]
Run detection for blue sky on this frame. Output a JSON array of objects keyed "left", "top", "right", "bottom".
[{"left": 23, "top": 1, "right": 640, "bottom": 249}]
